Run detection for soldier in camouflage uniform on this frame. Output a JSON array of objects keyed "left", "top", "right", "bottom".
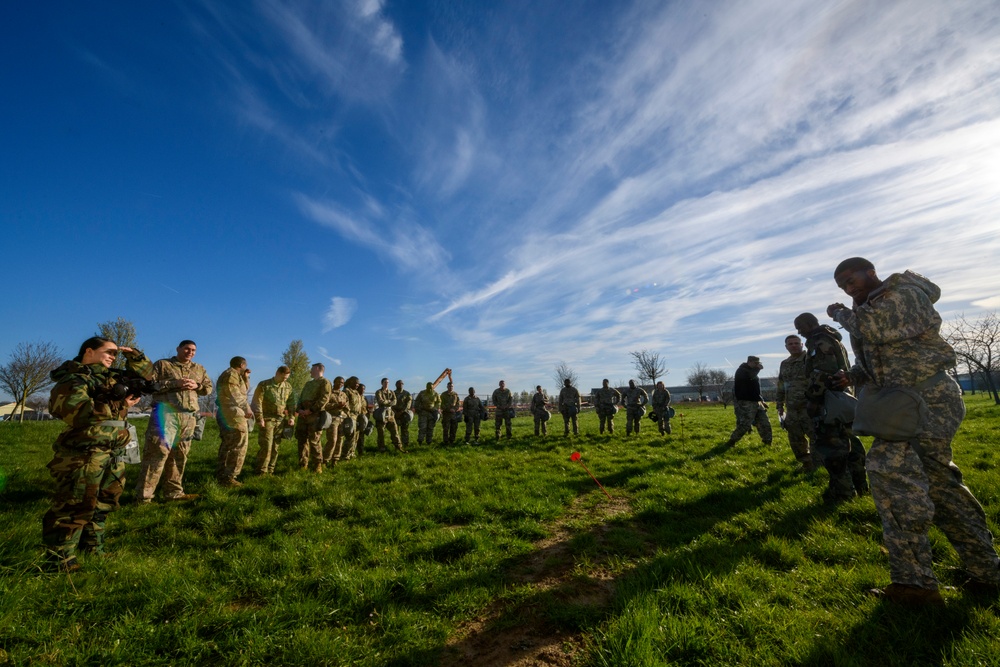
[
  {"left": 295, "top": 363, "right": 332, "bottom": 472},
  {"left": 558, "top": 379, "right": 581, "bottom": 436},
  {"left": 375, "top": 377, "right": 405, "bottom": 453},
  {"left": 251, "top": 366, "right": 295, "bottom": 475},
  {"left": 339, "top": 377, "right": 366, "bottom": 460},
  {"left": 594, "top": 379, "right": 621, "bottom": 435},
  {"left": 530, "top": 385, "right": 549, "bottom": 436},
  {"left": 393, "top": 380, "right": 413, "bottom": 449},
  {"left": 829, "top": 257, "right": 1000, "bottom": 605},
  {"left": 440, "top": 381, "right": 461, "bottom": 446},
  {"left": 215, "top": 357, "right": 254, "bottom": 486},
  {"left": 726, "top": 356, "right": 772, "bottom": 446},
  {"left": 775, "top": 335, "right": 815, "bottom": 473},
  {"left": 321, "top": 376, "right": 349, "bottom": 465},
  {"left": 650, "top": 381, "right": 672, "bottom": 435},
  {"left": 622, "top": 380, "right": 649, "bottom": 436},
  {"left": 43, "top": 337, "right": 154, "bottom": 571},
  {"left": 134, "top": 340, "right": 213, "bottom": 503},
  {"left": 415, "top": 382, "right": 441, "bottom": 445},
  {"left": 492, "top": 380, "right": 514, "bottom": 441},
  {"left": 463, "top": 387, "right": 483, "bottom": 444},
  {"left": 355, "top": 383, "right": 371, "bottom": 456}
]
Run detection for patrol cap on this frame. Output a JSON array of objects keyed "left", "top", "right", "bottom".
[{"left": 747, "top": 355, "right": 760, "bottom": 363}]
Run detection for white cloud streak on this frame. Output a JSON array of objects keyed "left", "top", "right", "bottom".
[{"left": 322, "top": 297, "right": 357, "bottom": 333}]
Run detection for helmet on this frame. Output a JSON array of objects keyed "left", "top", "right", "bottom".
[
  {"left": 315, "top": 411, "right": 333, "bottom": 430},
  {"left": 648, "top": 411, "right": 658, "bottom": 422},
  {"left": 540, "top": 409, "right": 551, "bottom": 422}
]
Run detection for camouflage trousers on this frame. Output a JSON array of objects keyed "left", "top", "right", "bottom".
[
  {"left": 729, "top": 400, "right": 772, "bottom": 444},
  {"left": 561, "top": 411, "right": 579, "bottom": 436},
  {"left": 495, "top": 412, "right": 512, "bottom": 439},
  {"left": 464, "top": 415, "right": 481, "bottom": 442},
  {"left": 417, "top": 411, "right": 438, "bottom": 444},
  {"left": 656, "top": 414, "right": 672, "bottom": 435},
  {"left": 134, "top": 408, "right": 197, "bottom": 501},
  {"left": 813, "top": 421, "right": 867, "bottom": 502},
  {"left": 598, "top": 409, "right": 615, "bottom": 434},
  {"left": 353, "top": 415, "right": 369, "bottom": 456},
  {"left": 868, "top": 376, "right": 1000, "bottom": 589},
  {"left": 533, "top": 413, "right": 547, "bottom": 436},
  {"left": 216, "top": 422, "right": 249, "bottom": 482},
  {"left": 442, "top": 412, "right": 458, "bottom": 445},
  {"left": 783, "top": 403, "right": 815, "bottom": 470},
  {"left": 335, "top": 419, "right": 357, "bottom": 462},
  {"left": 377, "top": 418, "right": 403, "bottom": 451},
  {"left": 625, "top": 407, "right": 643, "bottom": 435},
  {"left": 394, "top": 413, "right": 411, "bottom": 447},
  {"left": 253, "top": 418, "right": 285, "bottom": 475},
  {"left": 43, "top": 446, "right": 126, "bottom": 563},
  {"left": 295, "top": 419, "right": 323, "bottom": 471}
]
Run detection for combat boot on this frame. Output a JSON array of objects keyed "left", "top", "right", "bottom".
[{"left": 869, "top": 583, "right": 944, "bottom": 606}]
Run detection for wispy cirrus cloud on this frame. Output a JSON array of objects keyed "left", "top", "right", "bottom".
[{"left": 322, "top": 297, "right": 357, "bottom": 333}]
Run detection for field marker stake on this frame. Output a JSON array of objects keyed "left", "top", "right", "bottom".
[{"left": 570, "top": 451, "right": 613, "bottom": 500}]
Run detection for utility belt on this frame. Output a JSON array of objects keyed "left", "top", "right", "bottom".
[{"left": 99, "top": 420, "right": 141, "bottom": 465}]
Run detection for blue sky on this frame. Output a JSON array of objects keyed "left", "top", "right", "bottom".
[{"left": 3, "top": 0, "right": 1000, "bottom": 399}]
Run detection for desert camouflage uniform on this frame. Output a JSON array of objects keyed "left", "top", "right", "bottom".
[
  {"left": 295, "top": 377, "right": 332, "bottom": 471},
  {"left": 492, "top": 386, "right": 514, "bottom": 440},
  {"left": 440, "top": 388, "right": 461, "bottom": 445},
  {"left": 594, "top": 386, "right": 621, "bottom": 434},
  {"left": 215, "top": 367, "right": 251, "bottom": 483},
  {"left": 43, "top": 349, "right": 153, "bottom": 567},
  {"left": 728, "top": 363, "right": 772, "bottom": 445},
  {"left": 321, "top": 385, "right": 350, "bottom": 465},
  {"left": 251, "top": 377, "right": 295, "bottom": 475},
  {"left": 463, "top": 394, "right": 483, "bottom": 443},
  {"left": 650, "top": 387, "right": 672, "bottom": 435},
  {"left": 623, "top": 384, "right": 649, "bottom": 436},
  {"left": 558, "top": 385, "right": 581, "bottom": 435},
  {"left": 134, "top": 356, "right": 212, "bottom": 502},
  {"left": 415, "top": 384, "right": 441, "bottom": 444},
  {"left": 393, "top": 387, "right": 413, "bottom": 448},
  {"left": 832, "top": 270, "right": 1000, "bottom": 590},
  {"left": 530, "top": 391, "right": 548, "bottom": 436},
  {"left": 374, "top": 387, "right": 403, "bottom": 451},
  {"left": 776, "top": 351, "right": 815, "bottom": 471}
]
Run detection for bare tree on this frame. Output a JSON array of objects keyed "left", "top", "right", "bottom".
[
  {"left": 707, "top": 369, "right": 730, "bottom": 391},
  {"left": 96, "top": 317, "right": 138, "bottom": 369},
  {"left": 947, "top": 312, "right": 1000, "bottom": 405},
  {"left": 686, "top": 362, "right": 712, "bottom": 399},
  {"left": 0, "top": 342, "right": 62, "bottom": 422},
  {"left": 629, "top": 349, "right": 667, "bottom": 385},
  {"left": 552, "top": 361, "right": 579, "bottom": 392},
  {"left": 281, "top": 339, "right": 310, "bottom": 401}
]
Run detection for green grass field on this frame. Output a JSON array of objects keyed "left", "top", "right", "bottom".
[{"left": 2, "top": 397, "right": 1000, "bottom": 666}]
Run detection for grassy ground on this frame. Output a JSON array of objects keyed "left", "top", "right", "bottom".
[{"left": 1, "top": 397, "right": 999, "bottom": 666}]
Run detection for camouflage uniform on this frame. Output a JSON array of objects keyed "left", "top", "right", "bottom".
[
  {"left": 374, "top": 386, "right": 404, "bottom": 451},
  {"left": 832, "top": 271, "right": 1000, "bottom": 590},
  {"left": 440, "top": 388, "right": 461, "bottom": 445},
  {"left": 295, "top": 376, "right": 332, "bottom": 471},
  {"left": 340, "top": 385, "right": 367, "bottom": 461},
  {"left": 594, "top": 386, "right": 621, "bottom": 434},
  {"left": 491, "top": 386, "right": 514, "bottom": 440},
  {"left": 134, "top": 356, "right": 213, "bottom": 502},
  {"left": 215, "top": 367, "right": 252, "bottom": 484},
  {"left": 776, "top": 351, "right": 815, "bottom": 471},
  {"left": 321, "top": 383, "right": 350, "bottom": 465},
  {"left": 558, "top": 385, "right": 581, "bottom": 436},
  {"left": 622, "top": 383, "right": 649, "bottom": 436},
  {"left": 650, "top": 386, "right": 672, "bottom": 435},
  {"left": 728, "top": 363, "right": 772, "bottom": 445},
  {"left": 393, "top": 386, "right": 413, "bottom": 448},
  {"left": 415, "top": 383, "right": 441, "bottom": 444},
  {"left": 463, "top": 393, "right": 483, "bottom": 443},
  {"left": 251, "top": 377, "right": 295, "bottom": 475},
  {"left": 530, "top": 390, "right": 549, "bottom": 436},
  {"left": 43, "top": 349, "right": 154, "bottom": 568}
]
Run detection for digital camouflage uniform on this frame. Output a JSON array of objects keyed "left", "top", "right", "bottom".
[
  {"left": 594, "top": 386, "right": 621, "bottom": 434},
  {"left": 321, "top": 384, "right": 350, "bottom": 465},
  {"left": 415, "top": 383, "right": 441, "bottom": 444},
  {"left": 622, "top": 383, "right": 649, "bottom": 436},
  {"left": 650, "top": 386, "right": 672, "bottom": 435},
  {"left": 463, "top": 393, "right": 483, "bottom": 443},
  {"left": 530, "top": 390, "right": 548, "bottom": 436},
  {"left": 492, "top": 386, "right": 514, "bottom": 440},
  {"left": 134, "top": 356, "right": 213, "bottom": 502},
  {"left": 558, "top": 385, "right": 581, "bottom": 436},
  {"left": 728, "top": 363, "right": 772, "bottom": 445},
  {"left": 374, "top": 386, "right": 404, "bottom": 451},
  {"left": 251, "top": 377, "right": 295, "bottom": 475},
  {"left": 43, "top": 349, "right": 154, "bottom": 569},
  {"left": 832, "top": 271, "right": 1000, "bottom": 591},
  {"left": 215, "top": 367, "right": 251, "bottom": 484},
  {"left": 776, "top": 351, "right": 815, "bottom": 471},
  {"left": 295, "top": 376, "right": 332, "bottom": 471},
  {"left": 440, "top": 388, "right": 461, "bottom": 445},
  {"left": 393, "top": 387, "right": 413, "bottom": 448}
]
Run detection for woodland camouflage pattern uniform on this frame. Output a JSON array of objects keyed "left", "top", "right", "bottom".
[
  {"left": 134, "top": 354, "right": 212, "bottom": 502},
  {"left": 415, "top": 383, "right": 441, "bottom": 444},
  {"left": 374, "top": 383, "right": 404, "bottom": 452},
  {"left": 622, "top": 382, "right": 649, "bottom": 436},
  {"left": 251, "top": 375, "right": 295, "bottom": 475},
  {"left": 215, "top": 366, "right": 251, "bottom": 484},
  {"left": 440, "top": 385, "right": 461, "bottom": 445},
  {"left": 594, "top": 384, "right": 621, "bottom": 434},
  {"left": 558, "top": 383, "right": 581, "bottom": 436},
  {"left": 393, "top": 382, "right": 413, "bottom": 448},
  {"left": 321, "top": 378, "right": 349, "bottom": 465},
  {"left": 491, "top": 384, "right": 514, "bottom": 440},
  {"left": 339, "top": 379, "right": 366, "bottom": 461},
  {"left": 728, "top": 359, "right": 772, "bottom": 445},
  {"left": 776, "top": 349, "right": 815, "bottom": 471},
  {"left": 295, "top": 374, "right": 332, "bottom": 471},
  {"left": 650, "top": 384, "right": 672, "bottom": 435},
  {"left": 831, "top": 270, "right": 1000, "bottom": 591},
  {"left": 463, "top": 390, "right": 483, "bottom": 443},
  {"left": 43, "top": 348, "right": 153, "bottom": 569},
  {"left": 530, "top": 389, "right": 548, "bottom": 436}
]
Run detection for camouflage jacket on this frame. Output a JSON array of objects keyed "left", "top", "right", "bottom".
[
  {"left": 530, "top": 392, "right": 547, "bottom": 413},
  {"left": 414, "top": 388, "right": 441, "bottom": 412},
  {"left": 297, "top": 377, "right": 332, "bottom": 413},
  {"left": 345, "top": 389, "right": 366, "bottom": 417},
  {"left": 48, "top": 349, "right": 154, "bottom": 450},
  {"left": 216, "top": 367, "right": 250, "bottom": 425},
  {"left": 148, "top": 356, "right": 212, "bottom": 412},
  {"left": 831, "top": 271, "right": 957, "bottom": 388},
  {"left": 593, "top": 387, "right": 621, "bottom": 409},
  {"left": 463, "top": 395, "right": 483, "bottom": 415},
  {"left": 491, "top": 388, "right": 514, "bottom": 410},
  {"left": 375, "top": 387, "right": 396, "bottom": 410},
  {"left": 393, "top": 389, "right": 412, "bottom": 413},
  {"left": 776, "top": 352, "right": 809, "bottom": 409},
  {"left": 251, "top": 378, "right": 295, "bottom": 420},
  {"left": 803, "top": 325, "right": 852, "bottom": 401},
  {"left": 440, "top": 390, "right": 461, "bottom": 412},
  {"left": 651, "top": 387, "right": 671, "bottom": 411},
  {"left": 622, "top": 386, "right": 649, "bottom": 409},
  {"left": 326, "top": 388, "right": 350, "bottom": 418},
  {"left": 558, "top": 386, "right": 581, "bottom": 411}
]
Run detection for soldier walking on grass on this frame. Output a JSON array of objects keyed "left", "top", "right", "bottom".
[
  {"left": 776, "top": 336, "right": 815, "bottom": 473},
  {"left": 726, "top": 356, "right": 772, "bottom": 447}
]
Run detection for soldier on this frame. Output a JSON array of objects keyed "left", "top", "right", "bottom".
[
  {"left": 828, "top": 257, "right": 1000, "bottom": 605},
  {"left": 558, "top": 378, "right": 581, "bottom": 436},
  {"left": 215, "top": 357, "right": 254, "bottom": 487},
  {"left": 43, "top": 337, "right": 153, "bottom": 571},
  {"left": 338, "top": 377, "right": 366, "bottom": 460},
  {"left": 440, "top": 381, "right": 461, "bottom": 446},
  {"left": 393, "top": 380, "right": 413, "bottom": 449},
  {"left": 414, "top": 381, "right": 441, "bottom": 445},
  {"left": 321, "top": 376, "right": 350, "bottom": 466},
  {"left": 295, "top": 363, "right": 332, "bottom": 472},
  {"left": 725, "top": 356, "right": 772, "bottom": 446},
  {"left": 593, "top": 379, "right": 621, "bottom": 435},
  {"left": 251, "top": 366, "right": 295, "bottom": 476},
  {"left": 650, "top": 381, "right": 672, "bottom": 435},
  {"left": 622, "top": 379, "right": 649, "bottom": 436},
  {"left": 492, "top": 380, "right": 514, "bottom": 441},
  {"left": 375, "top": 377, "right": 405, "bottom": 453},
  {"left": 356, "top": 382, "right": 371, "bottom": 455},
  {"left": 134, "top": 340, "right": 213, "bottom": 504},
  {"left": 775, "top": 335, "right": 815, "bottom": 473},
  {"left": 463, "top": 387, "right": 483, "bottom": 444},
  {"left": 530, "top": 385, "right": 549, "bottom": 436}
]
